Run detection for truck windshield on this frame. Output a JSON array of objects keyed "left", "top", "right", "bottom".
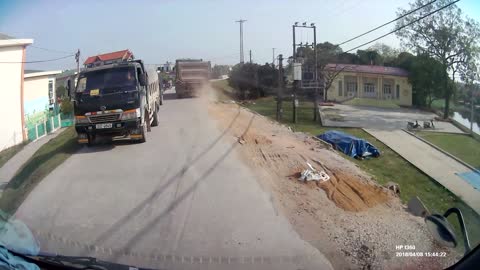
[{"left": 76, "top": 67, "right": 136, "bottom": 93}]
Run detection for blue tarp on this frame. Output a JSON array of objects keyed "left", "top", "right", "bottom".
[
  {"left": 457, "top": 171, "right": 480, "bottom": 190},
  {"left": 317, "top": 130, "right": 380, "bottom": 159}
]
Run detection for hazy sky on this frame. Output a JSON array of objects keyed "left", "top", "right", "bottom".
[{"left": 1, "top": 0, "right": 479, "bottom": 70}]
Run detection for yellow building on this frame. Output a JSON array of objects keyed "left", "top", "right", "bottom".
[{"left": 325, "top": 63, "right": 413, "bottom": 106}]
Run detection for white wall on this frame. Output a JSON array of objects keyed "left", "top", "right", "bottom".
[
  {"left": 24, "top": 76, "right": 49, "bottom": 101},
  {"left": 0, "top": 46, "right": 24, "bottom": 150}
]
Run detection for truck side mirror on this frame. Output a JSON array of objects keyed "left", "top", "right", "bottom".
[
  {"left": 425, "top": 207, "right": 472, "bottom": 255},
  {"left": 139, "top": 74, "right": 147, "bottom": 86},
  {"left": 66, "top": 79, "right": 71, "bottom": 97}
]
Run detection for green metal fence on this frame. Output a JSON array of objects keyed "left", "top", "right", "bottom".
[{"left": 25, "top": 112, "right": 73, "bottom": 141}]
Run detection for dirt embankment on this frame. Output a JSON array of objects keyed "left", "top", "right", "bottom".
[{"left": 208, "top": 99, "right": 460, "bottom": 270}]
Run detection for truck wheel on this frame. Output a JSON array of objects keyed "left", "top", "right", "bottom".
[
  {"left": 139, "top": 122, "right": 147, "bottom": 143},
  {"left": 146, "top": 110, "right": 152, "bottom": 132},
  {"left": 87, "top": 134, "right": 95, "bottom": 147},
  {"left": 151, "top": 105, "right": 159, "bottom": 127}
]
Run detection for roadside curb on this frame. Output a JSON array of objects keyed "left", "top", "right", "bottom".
[{"left": 402, "top": 129, "right": 480, "bottom": 174}]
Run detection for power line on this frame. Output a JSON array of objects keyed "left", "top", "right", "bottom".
[
  {"left": 30, "top": 45, "right": 75, "bottom": 54},
  {"left": 0, "top": 54, "right": 75, "bottom": 64},
  {"left": 343, "top": 0, "right": 460, "bottom": 54},
  {"left": 331, "top": 0, "right": 363, "bottom": 19},
  {"left": 337, "top": 0, "right": 438, "bottom": 46}
]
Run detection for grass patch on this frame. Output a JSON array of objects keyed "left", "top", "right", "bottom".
[
  {"left": 343, "top": 98, "right": 400, "bottom": 109},
  {"left": 210, "top": 79, "right": 235, "bottom": 101},
  {"left": 0, "top": 127, "right": 80, "bottom": 214},
  {"left": 430, "top": 99, "right": 463, "bottom": 111},
  {"left": 417, "top": 132, "right": 480, "bottom": 169},
  {"left": 244, "top": 96, "right": 480, "bottom": 253},
  {"left": 0, "top": 142, "right": 27, "bottom": 168}
]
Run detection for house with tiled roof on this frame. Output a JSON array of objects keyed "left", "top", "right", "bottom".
[
  {"left": 325, "top": 63, "right": 413, "bottom": 106},
  {"left": 84, "top": 49, "right": 134, "bottom": 68}
]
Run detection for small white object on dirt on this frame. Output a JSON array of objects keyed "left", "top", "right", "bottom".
[
  {"left": 384, "top": 181, "right": 400, "bottom": 195},
  {"left": 299, "top": 162, "right": 330, "bottom": 182}
]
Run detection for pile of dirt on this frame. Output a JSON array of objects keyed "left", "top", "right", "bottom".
[
  {"left": 238, "top": 134, "right": 272, "bottom": 145},
  {"left": 318, "top": 170, "right": 390, "bottom": 212},
  {"left": 290, "top": 166, "right": 390, "bottom": 212}
]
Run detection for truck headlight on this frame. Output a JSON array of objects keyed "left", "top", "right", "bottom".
[
  {"left": 121, "top": 108, "right": 141, "bottom": 120},
  {"left": 75, "top": 116, "right": 89, "bottom": 124}
]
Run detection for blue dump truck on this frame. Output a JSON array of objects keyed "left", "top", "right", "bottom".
[{"left": 67, "top": 59, "right": 160, "bottom": 145}]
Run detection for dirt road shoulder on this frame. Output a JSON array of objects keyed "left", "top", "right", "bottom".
[{"left": 208, "top": 101, "right": 460, "bottom": 269}]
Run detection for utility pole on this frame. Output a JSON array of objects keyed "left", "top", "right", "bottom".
[
  {"left": 75, "top": 49, "right": 80, "bottom": 74},
  {"left": 292, "top": 22, "right": 317, "bottom": 123},
  {"left": 292, "top": 24, "right": 298, "bottom": 123},
  {"left": 236, "top": 19, "right": 247, "bottom": 64},
  {"left": 272, "top": 48, "right": 276, "bottom": 67},
  {"left": 313, "top": 25, "right": 319, "bottom": 122},
  {"left": 471, "top": 92, "right": 475, "bottom": 134},
  {"left": 74, "top": 49, "right": 80, "bottom": 97},
  {"left": 249, "top": 50, "right": 252, "bottom": 63},
  {"left": 277, "top": 54, "right": 283, "bottom": 121}
]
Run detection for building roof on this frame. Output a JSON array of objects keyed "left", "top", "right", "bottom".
[
  {"left": 0, "top": 33, "right": 14, "bottom": 40},
  {"left": 25, "top": 69, "right": 44, "bottom": 74},
  {"left": 0, "top": 33, "right": 33, "bottom": 48},
  {"left": 325, "top": 63, "right": 409, "bottom": 77},
  {"left": 24, "top": 70, "right": 62, "bottom": 79},
  {"left": 84, "top": 49, "right": 133, "bottom": 65}
]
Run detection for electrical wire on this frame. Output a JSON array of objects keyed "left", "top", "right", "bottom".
[
  {"left": 337, "top": 0, "right": 438, "bottom": 46},
  {"left": 30, "top": 45, "right": 75, "bottom": 54},
  {"left": 342, "top": 0, "right": 460, "bottom": 53},
  {"left": 0, "top": 54, "right": 75, "bottom": 64}
]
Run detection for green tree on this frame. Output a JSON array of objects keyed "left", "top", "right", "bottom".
[
  {"left": 212, "top": 65, "right": 230, "bottom": 79},
  {"left": 56, "top": 85, "right": 67, "bottom": 98},
  {"left": 396, "top": 0, "right": 480, "bottom": 118},
  {"left": 60, "top": 96, "right": 73, "bottom": 115},
  {"left": 229, "top": 63, "right": 279, "bottom": 99},
  {"left": 393, "top": 52, "right": 416, "bottom": 69},
  {"left": 369, "top": 43, "right": 400, "bottom": 66},
  {"left": 409, "top": 54, "right": 445, "bottom": 107},
  {"left": 356, "top": 49, "right": 383, "bottom": 65}
]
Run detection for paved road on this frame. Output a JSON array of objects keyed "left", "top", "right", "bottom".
[
  {"left": 14, "top": 88, "right": 332, "bottom": 270},
  {"left": 322, "top": 104, "right": 463, "bottom": 133},
  {"left": 365, "top": 129, "right": 480, "bottom": 214}
]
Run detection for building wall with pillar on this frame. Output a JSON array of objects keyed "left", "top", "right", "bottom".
[
  {"left": 0, "top": 37, "right": 33, "bottom": 150},
  {"left": 326, "top": 64, "right": 412, "bottom": 106}
]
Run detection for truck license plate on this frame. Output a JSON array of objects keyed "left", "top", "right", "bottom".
[{"left": 96, "top": 123, "right": 112, "bottom": 129}]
